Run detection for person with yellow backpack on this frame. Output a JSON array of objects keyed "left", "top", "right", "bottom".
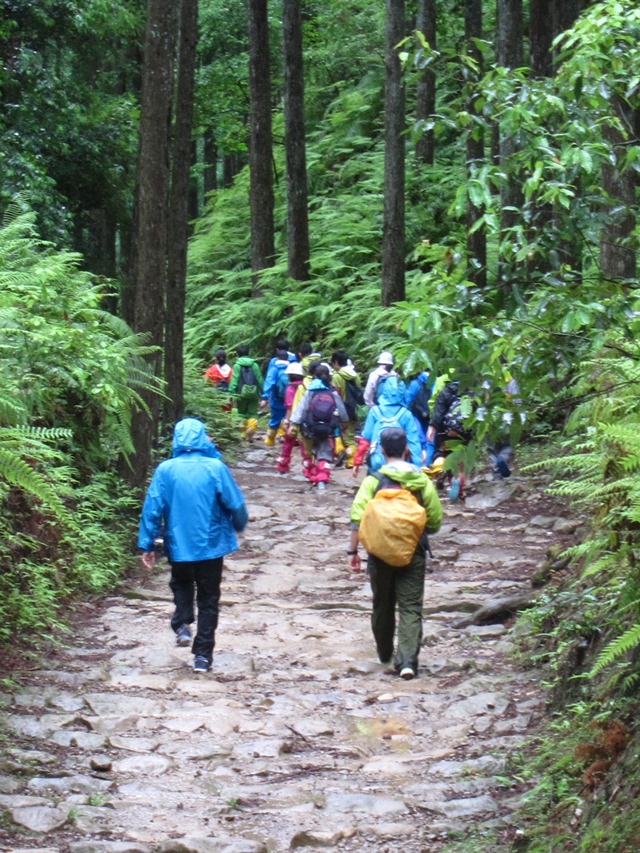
[{"left": 347, "top": 427, "right": 442, "bottom": 680}]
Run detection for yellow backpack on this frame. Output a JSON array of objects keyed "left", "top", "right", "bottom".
[{"left": 358, "top": 476, "right": 427, "bottom": 567}]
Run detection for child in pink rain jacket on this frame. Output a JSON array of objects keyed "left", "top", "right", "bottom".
[{"left": 276, "top": 361, "right": 305, "bottom": 474}]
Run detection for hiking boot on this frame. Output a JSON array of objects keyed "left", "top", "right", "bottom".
[
  {"left": 399, "top": 666, "right": 415, "bottom": 680},
  {"left": 176, "top": 625, "right": 191, "bottom": 647},
  {"left": 334, "top": 450, "right": 346, "bottom": 468},
  {"left": 193, "top": 656, "right": 211, "bottom": 673}
]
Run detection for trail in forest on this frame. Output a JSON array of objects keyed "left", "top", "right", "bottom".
[{"left": 0, "top": 445, "right": 576, "bottom": 853}]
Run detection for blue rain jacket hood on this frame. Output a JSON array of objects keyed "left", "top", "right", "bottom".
[
  {"left": 138, "top": 418, "right": 248, "bottom": 562},
  {"left": 376, "top": 374, "right": 407, "bottom": 409},
  {"left": 361, "top": 377, "right": 423, "bottom": 469},
  {"left": 171, "top": 417, "right": 222, "bottom": 459}
]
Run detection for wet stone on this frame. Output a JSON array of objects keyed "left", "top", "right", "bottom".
[{"left": 10, "top": 805, "right": 69, "bottom": 833}]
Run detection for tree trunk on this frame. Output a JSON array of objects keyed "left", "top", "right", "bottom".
[
  {"left": 464, "top": 0, "right": 486, "bottom": 288},
  {"left": 188, "top": 137, "right": 200, "bottom": 224},
  {"left": 282, "top": 0, "right": 310, "bottom": 281},
  {"left": 529, "top": 0, "right": 554, "bottom": 78},
  {"left": 415, "top": 0, "right": 436, "bottom": 166},
  {"left": 125, "top": 0, "right": 178, "bottom": 489},
  {"left": 248, "top": 0, "right": 275, "bottom": 291},
  {"left": 600, "top": 109, "right": 637, "bottom": 283},
  {"left": 381, "top": 0, "right": 406, "bottom": 307},
  {"left": 496, "top": 0, "right": 523, "bottom": 289},
  {"left": 165, "top": 0, "right": 199, "bottom": 433},
  {"left": 204, "top": 129, "right": 218, "bottom": 196}
]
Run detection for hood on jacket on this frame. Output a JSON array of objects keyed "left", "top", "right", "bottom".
[
  {"left": 377, "top": 374, "right": 406, "bottom": 408},
  {"left": 235, "top": 355, "right": 257, "bottom": 367},
  {"left": 171, "top": 418, "right": 221, "bottom": 458},
  {"left": 308, "top": 378, "right": 332, "bottom": 392},
  {"left": 339, "top": 364, "right": 359, "bottom": 381},
  {"left": 378, "top": 460, "right": 430, "bottom": 491}
]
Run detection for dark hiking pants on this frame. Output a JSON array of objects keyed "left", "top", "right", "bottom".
[
  {"left": 368, "top": 550, "right": 426, "bottom": 675},
  {"left": 169, "top": 558, "right": 223, "bottom": 664}
]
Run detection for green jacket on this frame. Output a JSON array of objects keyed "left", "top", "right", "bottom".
[
  {"left": 350, "top": 461, "right": 443, "bottom": 534},
  {"left": 229, "top": 356, "right": 263, "bottom": 416}
]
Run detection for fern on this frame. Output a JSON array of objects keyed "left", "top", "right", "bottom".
[{"left": 591, "top": 620, "right": 640, "bottom": 676}]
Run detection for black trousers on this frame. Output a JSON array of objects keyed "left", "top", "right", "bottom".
[{"left": 169, "top": 558, "right": 223, "bottom": 663}]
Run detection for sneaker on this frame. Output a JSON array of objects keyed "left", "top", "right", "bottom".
[
  {"left": 176, "top": 625, "right": 191, "bottom": 647},
  {"left": 399, "top": 666, "right": 415, "bottom": 680},
  {"left": 193, "top": 655, "right": 211, "bottom": 673},
  {"left": 316, "top": 482, "right": 327, "bottom": 491}
]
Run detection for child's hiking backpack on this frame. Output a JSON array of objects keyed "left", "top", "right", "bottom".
[
  {"left": 237, "top": 364, "right": 258, "bottom": 399},
  {"left": 343, "top": 378, "right": 365, "bottom": 421},
  {"left": 367, "top": 412, "right": 403, "bottom": 471},
  {"left": 301, "top": 387, "right": 337, "bottom": 439},
  {"left": 442, "top": 396, "right": 463, "bottom": 433},
  {"left": 272, "top": 366, "right": 288, "bottom": 402},
  {"left": 410, "top": 382, "right": 431, "bottom": 427},
  {"left": 358, "top": 473, "right": 427, "bottom": 567}
]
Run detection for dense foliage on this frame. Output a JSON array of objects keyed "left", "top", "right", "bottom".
[{"left": 0, "top": 204, "right": 157, "bottom": 642}]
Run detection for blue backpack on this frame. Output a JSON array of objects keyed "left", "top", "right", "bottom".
[
  {"left": 272, "top": 365, "right": 289, "bottom": 402},
  {"left": 367, "top": 410, "right": 404, "bottom": 471}
]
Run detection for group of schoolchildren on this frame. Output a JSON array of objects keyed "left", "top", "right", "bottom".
[{"left": 204, "top": 341, "right": 481, "bottom": 494}]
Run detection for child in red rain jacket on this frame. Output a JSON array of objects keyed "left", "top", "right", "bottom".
[{"left": 204, "top": 349, "right": 233, "bottom": 391}]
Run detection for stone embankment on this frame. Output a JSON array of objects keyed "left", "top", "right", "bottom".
[{"left": 0, "top": 447, "right": 577, "bottom": 853}]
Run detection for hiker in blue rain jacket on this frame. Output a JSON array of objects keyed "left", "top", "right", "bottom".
[
  {"left": 405, "top": 368, "right": 435, "bottom": 466},
  {"left": 352, "top": 375, "right": 423, "bottom": 475},
  {"left": 259, "top": 348, "right": 290, "bottom": 447},
  {"left": 138, "top": 418, "right": 248, "bottom": 674}
]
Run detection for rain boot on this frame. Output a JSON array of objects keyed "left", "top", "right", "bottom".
[
  {"left": 246, "top": 417, "right": 258, "bottom": 441},
  {"left": 344, "top": 444, "right": 355, "bottom": 469},
  {"left": 333, "top": 434, "right": 346, "bottom": 467},
  {"left": 264, "top": 427, "right": 277, "bottom": 447}
]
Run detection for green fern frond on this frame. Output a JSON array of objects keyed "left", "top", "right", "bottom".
[
  {"left": 0, "top": 449, "right": 68, "bottom": 519},
  {"left": 590, "top": 620, "right": 640, "bottom": 676}
]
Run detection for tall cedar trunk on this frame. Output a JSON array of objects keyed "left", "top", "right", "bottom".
[
  {"left": 188, "top": 138, "right": 200, "bottom": 224},
  {"left": 464, "top": 0, "right": 486, "bottom": 287},
  {"left": 529, "top": 0, "right": 553, "bottom": 78},
  {"left": 204, "top": 129, "right": 218, "bottom": 196},
  {"left": 496, "top": 0, "right": 523, "bottom": 289},
  {"left": 125, "top": 0, "right": 177, "bottom": 489},
  {"left": 600, "top": 106, "right": 637, "bottom": 282},
  {"left": 552, "top": 0, "right": 587, "bottom": 275},
  {"left": 248, "top": 0, "right": 275, "bottom": 291},
  {"left": 526, "top": 0, "right": 554, "bottom": 280},
  {"left": 282, "top": 0, "right": 310, "bottom": 280},
  {"left": 164, "top": 0, "right": 199, "bottom": 432},
  {"left": 381, "top": 0, "right": 405, "bottom": 307},
  {"left": 415, "top": 0, "right": 436, "bottom": 165}
]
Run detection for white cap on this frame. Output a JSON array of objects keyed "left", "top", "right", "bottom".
[
  {"left": 377, "top": 351, "right": 394, "bottom": 366},
  {"left": 285, "top": 361, "right": 304, "bottom": 377}
]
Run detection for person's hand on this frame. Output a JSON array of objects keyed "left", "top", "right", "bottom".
[
  {"left": 259, "top": 399, "right": 267, "bottom": 410},
  {"left": 348, "top": 553, "right": 362, "bottom": 573},
  {"left": 141, "top": 552, "right": 156, "bottom": 571},
  {"left": 427, "top": 425, "right": 435, "bottom": 443},
  {"left": 352, "top": 465, "right": 360, "bottom": 478}
]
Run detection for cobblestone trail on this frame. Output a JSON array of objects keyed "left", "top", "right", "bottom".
[{"left": 0, "top": 447, "right": 573, "bottom": 853}]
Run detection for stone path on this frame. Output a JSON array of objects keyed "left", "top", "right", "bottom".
[{"left": 0, "top": 447, "right": 574, "bottom": 853}]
